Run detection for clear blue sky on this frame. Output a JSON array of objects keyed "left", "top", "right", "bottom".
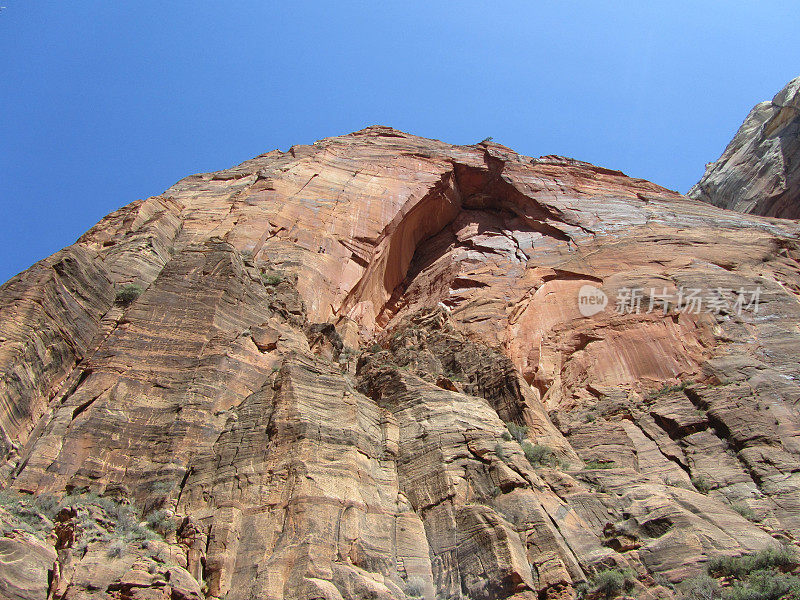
[{"left": 1, "top": 2, "right": 798, "bottom": 283}]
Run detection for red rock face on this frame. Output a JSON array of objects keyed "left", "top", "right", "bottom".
[{"left": 2, "top": 126, "right": 800, "bottom": 600}]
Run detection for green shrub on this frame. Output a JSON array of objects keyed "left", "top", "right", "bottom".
[
  {"left": 692, "top": 476, "right": 714, "bottom": 494},
  {"left": 115, "top": 284, "right": 143, "bottom": 304},
  {"left": 262, "top": 273, "right": 283, "bottom": 286},
  {"left": 708, "top": 546, "right": 797, "bottom": 579},
  {"left": 501, "top": 431, "right": 512, "bottom": 441},
  {"left": 730, "top": 502, "right": 758, "bottom": 522},
  {"left": 60, "top": 491, "right": 113, "bottom": 512},
  {"left": 150, "top": 480, "right": 175, "bottom": 497},
  {"left": 665, "top": 476, "right": 692, "bottom": 489},
  {"left": 505, "top": 421, "right": 528, "bottom": 444},
  {"left": 584, "top": 460, "right": 615, "bottom": 470},
  {"left": 32, "top": 494, "right": 60, "bottom": 517},
  {"left": 724, "top": 570, "right": 800, "bottom": 600},
  {"left": 1, "top": 490, "right": 32, "bottom": 511},
  {"left": 59, "top": 490, "right": 161, "bottom": 545},
  {"left": 582, "top": 568, "right": 637, "bottom": 599},
  {"left": 0, "top": 490, "right": 54, "bottom": 535},
  {"left": 107, "top": 538, "right": 127, "bottom": 558},
  {"left": 518, "top": 442, "right": 568, "bottom": 469},
  {"left": 404, "top": 576, "right": 425, "bottom": 598},
  {"left": 522, "top": 442, "right": 551, "bottom": 466},
  {"left": 649, "top": 381, "right": 691, "bottom": 400},
  {"left": 708, "top": 555, "right": 743, "bottom": 579},
  {"left": 593, "top": 569, "right": 625, "bottom": 599},
  {"left": 653, "top": 573, "right": 676, "bottom": 592},
  {"left": 700, "top": 546, "right": 800, "bottom": 600},
  {"left": 145, "top": 509, "right": 176, "bottom": 534},
  {"left": 677, "top": 574, "right": 721, "bottom": 600},
  {"left": 494, "top": 443, "right": 507, "bottom": 461}
]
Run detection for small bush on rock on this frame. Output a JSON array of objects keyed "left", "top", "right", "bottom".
[
  {"left": 115, "top": 284, "right": 143, "bottom": 305},
  {"left": 404, "top": 576, "right": 425, "bottom": 598},
  {"left": 724, "top": 569, "right": 800, "bottom": 600},
  {"left": 0, "top": 490, "right": 58, "bottom": 536},
  {"left": 677, "top": 574, "right": 721, "bottom": 600},
  {"left": 581, "top": 567, "right": 637, "bottom": 599},
  {"left": 107, "top": 538, "right": 127, "bottom": 558},
  {"left": 145, "top": 508, "right": 176, "bottom": 534},
  {"left": 504, "top": 421, "right": 528, "bottom": 444},
  {"left": 150, "top": 480, "right": 175, "bottom": 497},
  {"left": 584, "top": 460, "right": 615, "bottom": 470},
  {"left": 730, "top": 502, "right": 758, "bottom": 522},
  {"left": 522, "top": 442, "right": 552, "bottom": 466},
  {"left": 691, "top": 476, "right": 714, "bottom": 494},
  {"left": 262, "top": 273, "right": 283, "bottom": 286},
  {"left": 494, "top": 443, "right": 507, "bottom": 461},
  {"left": 648, "top": 381, "right": 691, "bottom": 400},
  {"left": 708, "top": 546, "right": 797, "bottom": 579},
  {"left": 31, "top": 489, "right": 176, "bottom": 552}
]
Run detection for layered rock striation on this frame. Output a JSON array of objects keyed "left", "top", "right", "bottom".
[
  {"left": 689, "top": 75, "right": 800, "bottom": 218},
  {"left": 2, "top": 126, "right": 800, "bottom": 599}
]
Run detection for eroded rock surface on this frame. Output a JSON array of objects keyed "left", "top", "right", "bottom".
[
  {"left": 689, "top": 75, "right": 800, "bottom": 218},
  {"left": 2, "top": 126, "right": 800, "bottom": 599}
]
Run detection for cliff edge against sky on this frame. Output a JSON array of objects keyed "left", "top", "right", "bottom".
[{"left": 690, "top": 75, "right": 800, "bottom": 219}]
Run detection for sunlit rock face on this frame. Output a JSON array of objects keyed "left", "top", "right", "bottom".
[
  {"left": 690, "top": 75, "right": 800, "bottom": 218},
  {"left": 2, "top": 126, "right": 800, "bottom": 600}
]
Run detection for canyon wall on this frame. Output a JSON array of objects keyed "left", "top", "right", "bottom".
[{"left": 1, "top": 126, "right": 800, "bottom": 600}]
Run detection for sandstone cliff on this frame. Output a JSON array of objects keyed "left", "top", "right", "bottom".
[
  {"left": 689, "top": 75, "right": 800, "bottom": 218},
  {"left": 2, "top": 126, "right": 800, "bottom": 600}
]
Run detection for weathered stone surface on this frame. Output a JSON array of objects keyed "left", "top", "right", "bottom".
[
  {"left": 0, "top": 528, "right": 56, "bottom": 600},
  {"left": 689, "top": 75, "right": 800, "bottom": 218},
  {"left": 1, "top": 126, "right": 800, "bottom": 599}
]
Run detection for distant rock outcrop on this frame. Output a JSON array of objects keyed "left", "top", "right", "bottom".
[
  {"left": 2, "top": 126, "right": 800, "bottom": 600},
  {"left": 689, "top": 75, "right": 800, "bottom": 218}
]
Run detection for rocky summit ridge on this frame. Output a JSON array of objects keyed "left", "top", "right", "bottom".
[
  {"left": 1, "top": 121, "right": 800, "bottom": 600},
  {"left": 690, "top": 75, "right": 800, "bottom": 218}
]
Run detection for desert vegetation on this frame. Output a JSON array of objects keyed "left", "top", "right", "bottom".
[
  {"left": 115, "top": 283, "right": 143, "bottom": 304},
  {"left": 678, "top": 546, "right": 800, "bottom": 600}
]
